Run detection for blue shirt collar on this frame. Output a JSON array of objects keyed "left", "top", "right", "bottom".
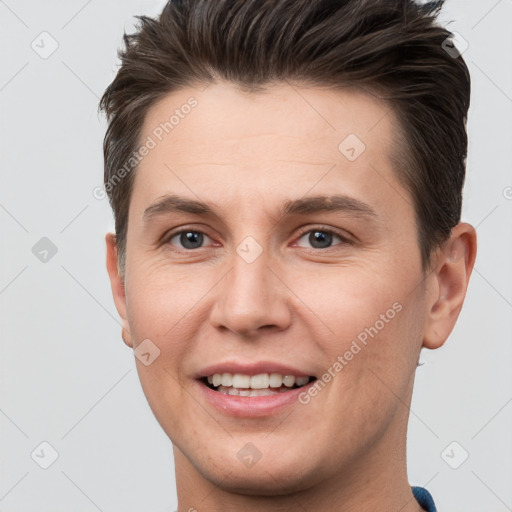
[{"left": 411, "top": 486, "right": 437, "bottom": 512}]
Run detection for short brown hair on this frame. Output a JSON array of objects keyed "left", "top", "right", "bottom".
[{"left": 99, "top": 0, "right": 470, "bottom": 274}]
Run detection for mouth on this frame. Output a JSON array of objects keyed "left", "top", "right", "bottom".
[{"left": 200, "top": 372, "right": 317, "bottom": 397}]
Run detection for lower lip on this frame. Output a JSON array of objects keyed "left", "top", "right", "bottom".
[{"left": 195, "top": 379, "right": 315, "bottom": 417}]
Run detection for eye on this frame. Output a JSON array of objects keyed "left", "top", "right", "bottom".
[
  {"left": 167, "top": 230, "right": 214, "bottom": 250},
  {"left": 295, "top": 228, "right": 349, "bottom": 249}
]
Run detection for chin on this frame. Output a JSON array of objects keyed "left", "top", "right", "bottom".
[{"left": 186, "top": 438, "right": 325, "bottom": 495}]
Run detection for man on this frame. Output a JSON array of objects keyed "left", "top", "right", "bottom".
[{"left": 100, "top": 1, "right": 476, "bottom": 510}]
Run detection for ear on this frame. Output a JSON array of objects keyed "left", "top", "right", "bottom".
[
  {"left": 105, "top": 233, "right": 133, "bottom": 348},
  {"left": 423, "top": 222, "right": 477, "bottom": 349}
]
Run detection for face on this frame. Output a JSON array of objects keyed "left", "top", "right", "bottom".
[{"left": 110, "top": 82, "right": 435, "bottom": 493}]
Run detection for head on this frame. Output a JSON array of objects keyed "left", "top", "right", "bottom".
[{"left": 101, "top": 0, "right": 476, "bottom": 502}]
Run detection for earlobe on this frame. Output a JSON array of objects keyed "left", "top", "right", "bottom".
[
  {"left": 105, "top": 233, "right": 133, "bottom": 348},
  {"left": 422, "top": 223, "right": 477, "bottom": 350}
]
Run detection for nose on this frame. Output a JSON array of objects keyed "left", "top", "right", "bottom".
[{"left": 209, "top": 249, "right": 292, "bottom": 338}]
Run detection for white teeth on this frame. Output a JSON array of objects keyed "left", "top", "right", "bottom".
[
  {"left": 283, "top": 375, "right": 296, "bottom": 387},
  {"left": 232, "top": 374, "right": 251, "bottom": 388},
  {"left": 216, "top": 385, "right": 288, "bottom": 396},
  {"left": 206, "top": 372, "right": 311, "bottom": 391},
  {"left": 268, "top": 373, "right": 282, "bottom": 388},
  {"left": 295, "top": 376, "right": 309, "bottom": 386},
  {"left": 221, "top": 373, "right": 232, "bottom": 387},
  {"left": 250, "top": 374, "right": 269, "bottom": 389}
]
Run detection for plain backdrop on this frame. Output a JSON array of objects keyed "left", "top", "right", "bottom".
[{"left": 1, "top": 1, "right": 511, "bottom": 511}]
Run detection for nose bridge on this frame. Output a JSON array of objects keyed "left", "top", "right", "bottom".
[{"left": 211, "top": 239, "right": 291, "bottom": 336}]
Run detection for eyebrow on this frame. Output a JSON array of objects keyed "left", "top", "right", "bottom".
[{"left": 142, "top": 193, "right": 377, "bottom": 222}]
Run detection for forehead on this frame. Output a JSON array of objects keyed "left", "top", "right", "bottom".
[
  {"left": 132, "top": 81, "right": 407, "bottom": 222},
  {"left": 141, "top": 81, "right": 396, "bottom": 159}
]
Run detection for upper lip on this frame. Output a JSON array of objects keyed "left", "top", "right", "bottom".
[{"left": 195, "top": 361, "right": 315, "bottom": 379}]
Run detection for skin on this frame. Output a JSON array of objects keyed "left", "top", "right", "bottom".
[{"left": 106, "top": 82, "right": 477, "bottom": 512}]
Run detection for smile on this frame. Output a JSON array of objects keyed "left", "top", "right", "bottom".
[{"left": 202, "top": 372, "right": 314, "bottom": 396}]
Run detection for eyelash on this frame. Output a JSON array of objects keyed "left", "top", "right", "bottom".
[{"left": 163, "top": 225, "right": 352, "bottom": 251}]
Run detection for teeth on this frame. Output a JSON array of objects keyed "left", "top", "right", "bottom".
[
  {"left": 216, "top": 385, "right": 289, "bottom": 396},
  {"left": 268, "top": 373, "right": 282, "bottom": 388},
  {"left": 206, "top": 372, "right": 311, "bottom": 390},
  {"left": 250, "top": 374, "right": 269, "bottom": 389},
  {"left": 283, "top": 375, "right": 295, "bottom": 387},
  {"left": 295, "top": 376, "right": 309, "bottom": 386},
  {"left": 221, "top": 373, "right": 232, "bottom": 387},
  {"left": 232, "top": 374, "right": 251, "bottom": 388}
]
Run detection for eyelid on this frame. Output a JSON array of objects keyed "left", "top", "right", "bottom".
[
  {"left": 292, "top": 225, "right": 353, "bottom": 247},
  {"left": 162, "top": 225, "right": 217, "bottom": 248},
  {"left": 162, "top": 224, "right": 353, "bottom": 251}
]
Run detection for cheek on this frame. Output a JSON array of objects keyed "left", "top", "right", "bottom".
[
  {"left": 124, "top": 261, "right": 212, "bottom": 342},
  {"left": 300, "top": 265, "right": 425, "bottom": 398}
]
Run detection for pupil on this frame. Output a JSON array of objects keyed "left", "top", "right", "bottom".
[
  {"left": 181, "top": 231, "right": 203, "bottom": 249},
  {"left": 309, "top": 231, "right": 332, "bottom": 249}
]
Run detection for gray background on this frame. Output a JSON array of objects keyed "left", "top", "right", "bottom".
[{"left": 1, "top": 0, "right": 511, "bottom": 510}]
